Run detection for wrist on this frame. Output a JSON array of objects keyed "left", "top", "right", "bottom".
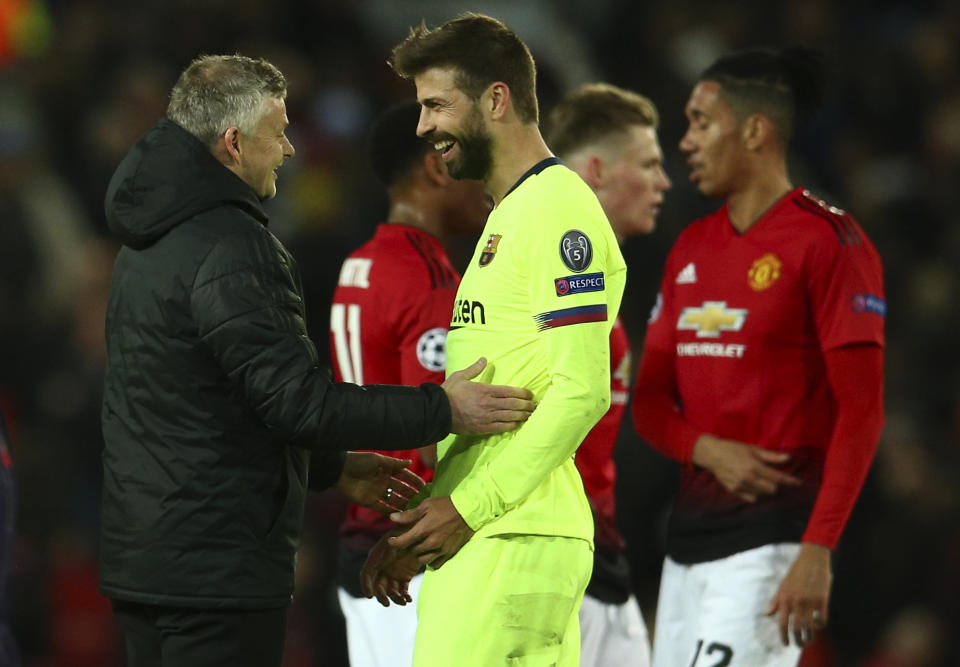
[
  {"left": 800, "top": 542, "right": 832, "bottom": 561},
  {"left": 691, "top": 434, "right": 717, "bottom": 469}
]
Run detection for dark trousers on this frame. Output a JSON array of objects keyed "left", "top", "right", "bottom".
[{"left": 112, "top": 599, "right": 288, "bottom": 667}]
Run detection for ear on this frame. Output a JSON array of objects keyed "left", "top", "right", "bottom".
[
  {"left": 422, "top": 150, "right": 448, "bottom": 186},
  {"left": 583, "top": 154, "right": 605, "bottom": 191},
  {"left": 743, "top": 113, "right": 772, "bottom": 151},
  {"left": 222, "top": 126, "right": 243, "bottom": 163},
  {"left": 487, "top": 82, "right": 511, "bottom": 120}
]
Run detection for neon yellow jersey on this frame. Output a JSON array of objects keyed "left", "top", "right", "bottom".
[{"left": 436, "top": 158, "right": 626, "bottom": 541}]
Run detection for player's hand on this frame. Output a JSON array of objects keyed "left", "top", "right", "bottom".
[
  {"left": 442, "top": 358, "right": 536, "bottom": 434},
  {"left": 692, "top": 434, "right": 801, "bottom": 502},
  {"left": 388, "top": 496, "right": 474, "bottom": 568},
  {"left": 335, "top": 452, "right": 425, "bottom": 514},
  {"left": 360, "top": 531, "right": 421, "bottom": 607},
  {"left": 766, "top": 543, "right": 831, "bottom": 646}
]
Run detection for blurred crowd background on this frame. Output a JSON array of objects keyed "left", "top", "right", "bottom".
[{"left": 1, "top": 1, "right": 958, "bottom": 665}]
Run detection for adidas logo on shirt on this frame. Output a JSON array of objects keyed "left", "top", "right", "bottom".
[{"left": 676, "top": 262, "right": 697, "bottom": 284}]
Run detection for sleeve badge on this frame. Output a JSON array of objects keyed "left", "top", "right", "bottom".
[{"left": 559, "top": 230, "right": 593, "bottom": 273}]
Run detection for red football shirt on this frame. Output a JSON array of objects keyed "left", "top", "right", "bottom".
[
  {"left": 330, "top": 224, "right": 459, "bottom": 543},
  {"left": 635, "top": 187, "right": 885, "bottom": 562},
  {"left": 574, "top": 316, "right": 630, "bottom": 554}
]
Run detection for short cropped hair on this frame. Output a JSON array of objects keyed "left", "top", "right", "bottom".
[
  {"left": 390, "top": 13, "right": 539, "bottom": 124},
  {"left": 366, "top": 101, "right": 430, "bottom": 189},
  {"left": 700, "top": 45, "right": 824, "bottom": 145},
  {"left": 545, "top": 82, "right": 659, "bottom": 158},
  {"left": 167, "top": 54, "right": 287, "bottom": 147}
]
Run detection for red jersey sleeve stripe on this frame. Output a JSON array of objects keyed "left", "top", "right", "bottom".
[
  {"left": 405, "top": 232, "right": 441, "bottom": 288},
  {"left": 792, "top": 197, "right": 862, "bottom": 246},
  {"left": 422, "top": 236, "right": 457, "bottom": 289}
]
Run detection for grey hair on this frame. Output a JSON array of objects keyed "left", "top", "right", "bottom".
[{"left": 167, "top": 54, "right": 287, "bottom": 147}]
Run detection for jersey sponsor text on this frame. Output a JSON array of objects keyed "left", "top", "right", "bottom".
[
  {"left": 451, "top": 298, "right": 486, "bottom": 325},
  {"left": 677, "top": 342, "right": 746, "bottom": 358}
]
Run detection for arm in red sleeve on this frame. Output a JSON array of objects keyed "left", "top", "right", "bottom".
[
  {"left": 802, "top": 343, "right": 884, "bottom": 548},
  {"left": 631, "top": 346, "right": 702, "bottom": 464}
]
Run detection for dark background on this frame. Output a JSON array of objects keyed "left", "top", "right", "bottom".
[{"left": 1, "top": 1, "right": 958, "bottom": 665}]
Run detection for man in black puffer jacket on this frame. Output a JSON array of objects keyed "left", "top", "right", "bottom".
[{"left": 100, "top": 54, "right": 534, "bottom": 667}]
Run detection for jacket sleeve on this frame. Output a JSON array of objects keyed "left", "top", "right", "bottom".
[
  {"left": 189, "top": 223, "right": 451, "bottom": 454},
  {"left": 307, "top": 449, "right": 346, "bottom": 492}
]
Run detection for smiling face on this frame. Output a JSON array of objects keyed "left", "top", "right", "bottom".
[
  {"left": 595, "top": 124, "right": 672, "bottom": 239},
  {"left": 235, "top": 96, "right": 295, "bottom": 200},
  {"left": 414, "top": 67, "right": 494, "bottom": 182},
  {"left": 679, "top": 80, "right": 746, "bottom": 199}
]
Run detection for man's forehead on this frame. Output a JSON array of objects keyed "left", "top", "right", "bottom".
[
  {"left": 415, "top": 67, "right": 459, "bottom": 98},
  {"left": 687, "top": 80, "right": 722, "bottom": 112},
  {"left": 611, "top": 124, "right": 660, "bottom": 159},
  {"left": 260, "top": 97, "right": 287, "bottom": 119}
]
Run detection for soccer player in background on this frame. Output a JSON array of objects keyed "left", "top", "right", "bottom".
[
  {"left": 544, "top": 82, "right": 671, "bottom": 667},
  {"left": 362, "top": 13, "right": 627, "bottom": 665},
  {"left": 631, "top": 47, "right": 885, "bottom": 666},
  {"left": 329, "top": 100, "right": 491, "bottom": 667}
]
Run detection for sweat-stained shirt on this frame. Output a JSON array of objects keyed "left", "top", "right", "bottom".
[{"left": 426, "top": 157, "right": 627, "bottom": 542}]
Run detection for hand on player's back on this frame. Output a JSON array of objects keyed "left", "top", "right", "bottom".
[{"left": 442, "top": 357, "right": 536, "bottom": 434}]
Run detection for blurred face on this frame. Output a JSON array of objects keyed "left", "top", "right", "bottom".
[
  {"left": 679, "top": 80, "right": 744, "bottom": 199},
  {"left": 236, "top": 96, "right": 295, "bottom": 200},
  {"left": 414, "top": 67, "right": 493, "bottom": 182},
  {"left": 595, "top": 124, "right": 672, "bottom": 240},
  {"left": 442, "top": 177, "right": 494, "bottom": 234}
]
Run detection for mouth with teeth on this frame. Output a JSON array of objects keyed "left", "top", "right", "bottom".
[{"left": 434, "top": 138, "right": 456, "bottom": 159}]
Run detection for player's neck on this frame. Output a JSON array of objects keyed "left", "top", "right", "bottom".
[
  {"left": 486, "top": 125, "right": 553, "bottom": 205},
  {"left": 726, "top": 171, "right": 793, "bottom": 234},
  {"left": 386, "top": 198, "right": 445, "bottom": 242}
]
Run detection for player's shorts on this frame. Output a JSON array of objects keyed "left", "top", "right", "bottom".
[
  {"left": 414, "top": 534, "right": 592, "bottom": 667},
  {"left": 579, "top": 592, "right": 651, "bottom": 667},
  {"left": 337, "top": 573, "right": 424, "bottom": 667},
  {"left": 652, "top": 543, "right": 803, "bottom": 667}
]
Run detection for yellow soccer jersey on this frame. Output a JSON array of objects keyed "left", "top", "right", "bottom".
[{"left": 436, "top": 158, "right": 626, "bottom": 541}]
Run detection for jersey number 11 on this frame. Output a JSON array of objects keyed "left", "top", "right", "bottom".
[{"left": 331, "top": 303, "right": 364, "bottom": 385}]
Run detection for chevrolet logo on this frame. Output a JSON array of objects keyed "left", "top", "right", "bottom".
[{"left": 677, "top": 301, "right": 748, "bottom": 338}]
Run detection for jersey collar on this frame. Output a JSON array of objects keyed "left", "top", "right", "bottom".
[{"left": 501, "top": 157, "right": 563, "bottom": 202}]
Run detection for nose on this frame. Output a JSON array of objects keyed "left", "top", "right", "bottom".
[
  {"left": 679, "top": 127, "right": 694, "bottom": 154},
  {"left": 416, "top": 106, "right": 434, "bottom": 138},
  {"left": 284, "top": 135, "right": 295, "bottom": 159},
  {"left": 659, "top": 166, "right": 672, "bottom": 191}
]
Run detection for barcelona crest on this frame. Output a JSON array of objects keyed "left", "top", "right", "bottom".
[{"left": 479, "top": 234, "right": 502, "bottom": 267}]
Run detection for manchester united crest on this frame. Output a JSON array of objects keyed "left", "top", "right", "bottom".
[
  {"left": 748, "top": 253, "right": 782, "bottom": 291},
  {"left": 479, "top": 234, "right": 502, "bottom": 267}
]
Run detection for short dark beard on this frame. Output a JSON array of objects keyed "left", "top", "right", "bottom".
[{"left": 449, "top": 104, "right": 493, "bottom": 182}]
